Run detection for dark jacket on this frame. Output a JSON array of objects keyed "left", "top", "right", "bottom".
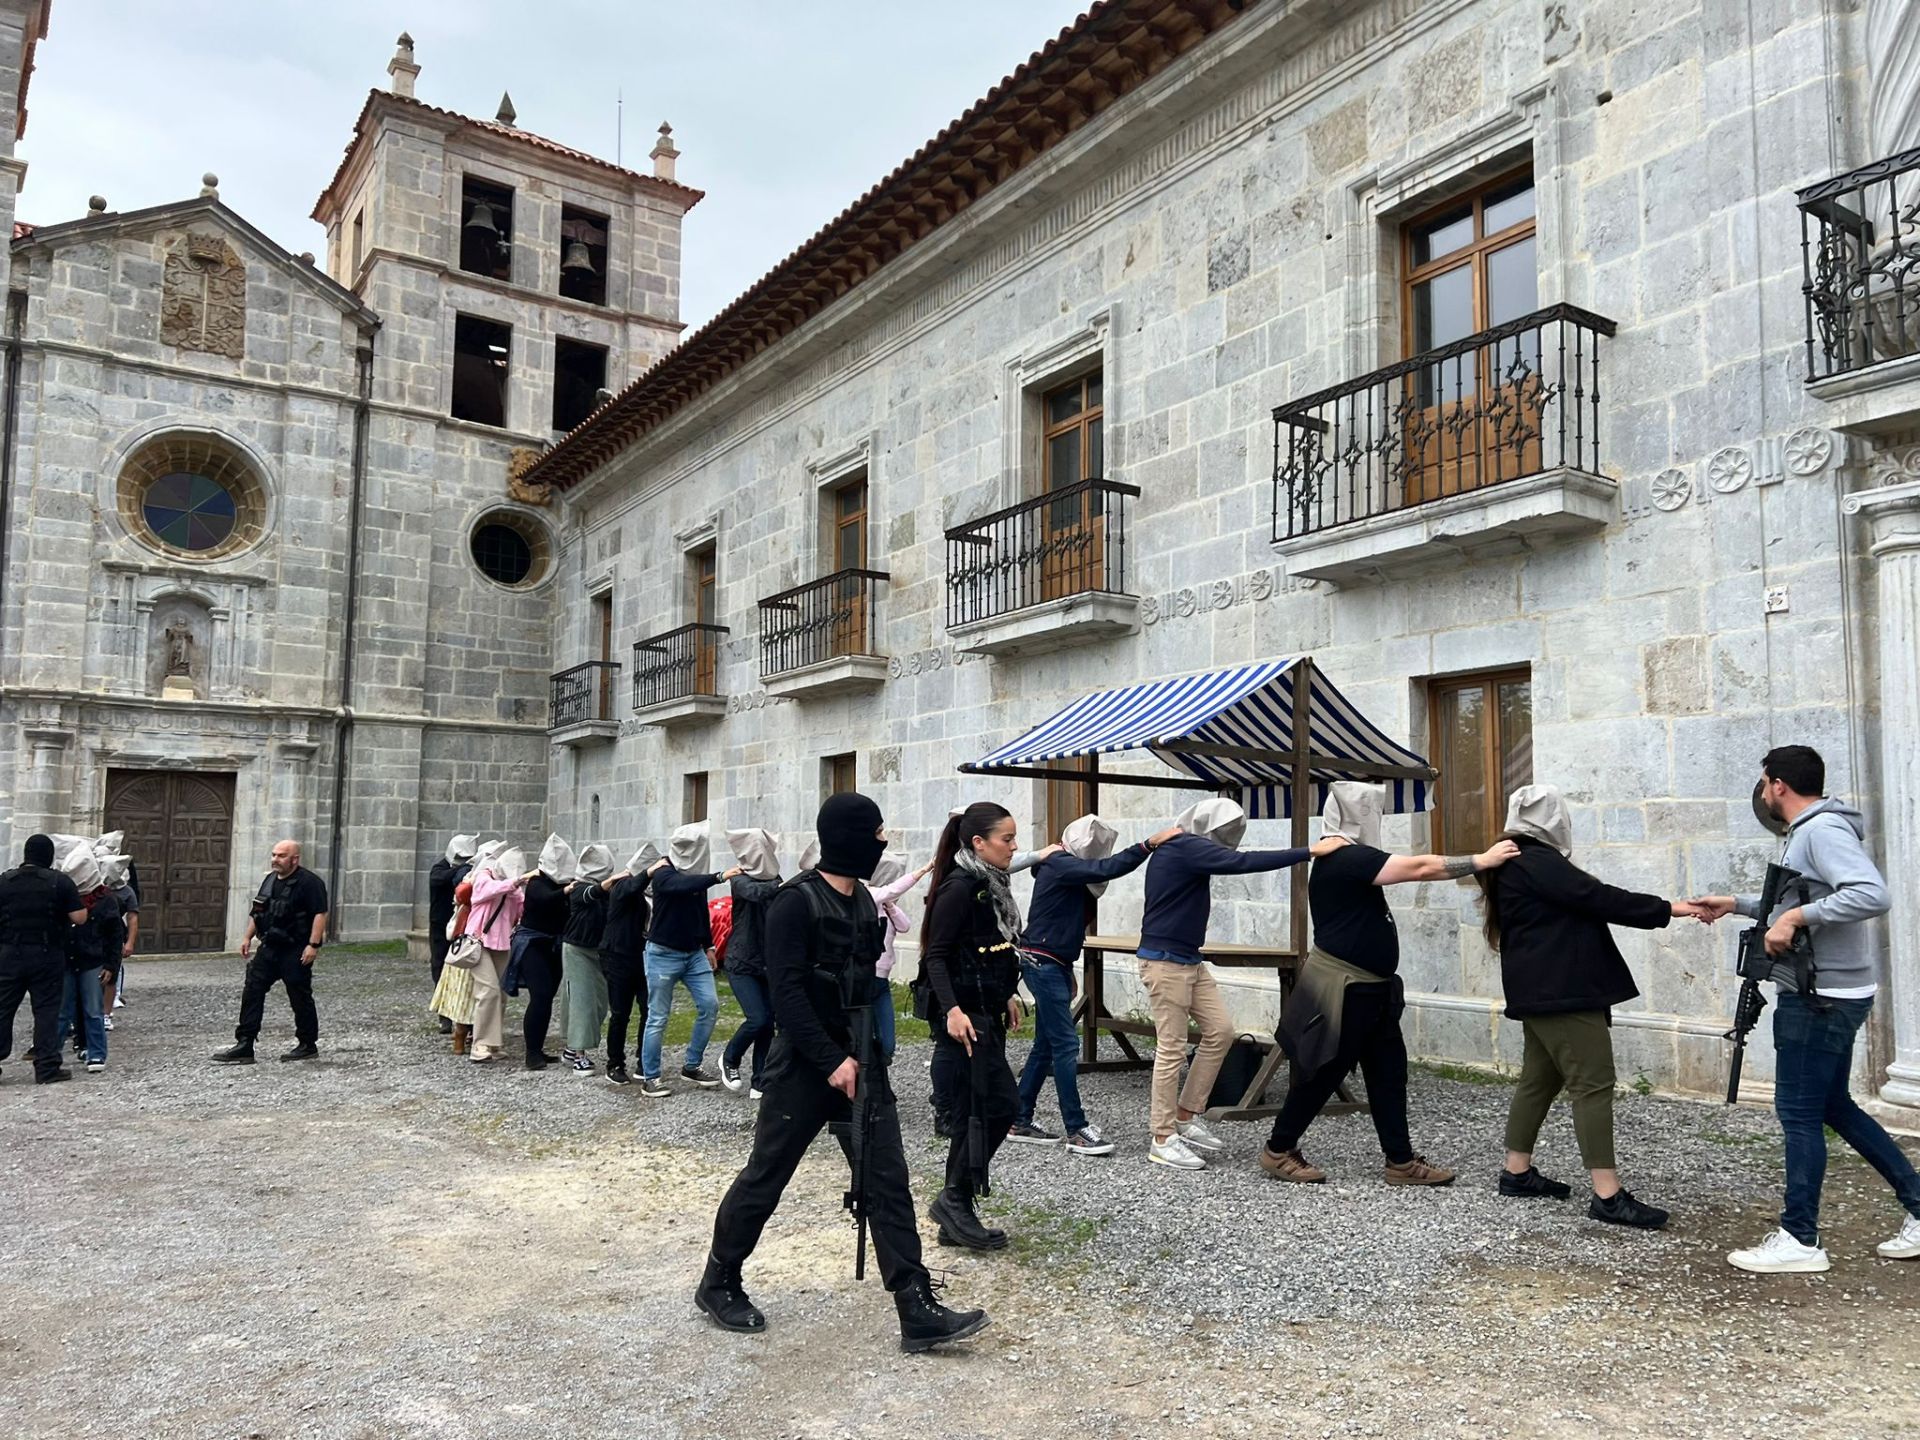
[
  {"left": 1017, "top": 844, "right": 1151, "bottom": 963},
  {"left": 1138, "top": 833, "right": 1310, "bottom": 963},
  {"left": 921, "top": 869, "right": 1020, "bottom": 1016},
  {"left": 764, "top": 875, "right": 886, "bottom": 1079},
  {"left": 1492, "top": 836, "right": 1670, "bottom": 1021},
  {"left": 601, "top": 874, "right": 651, "bottom": 958},
  {"left": 726, "top": 873, "right": 782, "bottom": 977},
  {"left": 648, "top": 866, "right": 720, "bottom": 951},
  {"left": 562, "top": 881, "right": 608, "bottom": 950},
  {"left": 427, "top": 859, "right": 462, "bottom": 931},
  {"left": 0, "top": 864, "right": 81, "bottom": 956},
  {"left": 521, "top": 875, "right": 569, "bottom": 937},
  {"left": 70, "top": 891, "right": 126, "bottom": 972}
]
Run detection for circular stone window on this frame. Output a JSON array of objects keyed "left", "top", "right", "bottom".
[
  {"left": 118, "top": 432, "right": 267, "bottom": 560},
  {"left": 469, "top": 509, "right": 551, "bottom": 589}
]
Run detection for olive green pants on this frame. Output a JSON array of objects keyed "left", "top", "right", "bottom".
[{"left": 1504, "top": 1010, "right": 1617, "bottom": 1170}]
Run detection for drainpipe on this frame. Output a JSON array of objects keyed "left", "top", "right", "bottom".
[
  {"left": 328, "top": 337, "right": 375, "bottom": 928},
  {"left": 0, "top": 289, "right": 26, "bottom": 680}
]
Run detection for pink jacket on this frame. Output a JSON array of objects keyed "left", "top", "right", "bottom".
[
  {"left": 465, "top": 870, "right": 524, "bottom": 950},
  {"left": 867, "top": 869, "right": 924, "bottom": 979}
]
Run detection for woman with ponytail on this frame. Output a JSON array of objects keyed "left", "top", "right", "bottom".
[{"left": 919, "top": 801, "right": 1027, "bottom": 1251}]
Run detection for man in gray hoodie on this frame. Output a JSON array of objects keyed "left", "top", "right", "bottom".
[{"left": 1701, "top": 745, "right": 1920, "bottom": 1273}]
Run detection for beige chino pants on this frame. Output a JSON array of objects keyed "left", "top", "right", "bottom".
[
  {"left": 470, "top": 946, "right": 509, "bottom": 1051},
  {"left": 1140, "top": 958, "right": 1234, "bottom": 1138}
]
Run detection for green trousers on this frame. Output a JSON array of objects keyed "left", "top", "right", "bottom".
[{"left": 1504, "top": 1010, "right": 1617, "bottom": 1170}]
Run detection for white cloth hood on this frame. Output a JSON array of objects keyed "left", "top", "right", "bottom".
[
  {"left": 576, "top": 843, "right": 615, "bottom": 884},
  {"left": 537, "top": 833, "right": 577, "bottom": 881},
  {"left": 472, "top": 840, "right": 505, "bottom": 873},
  {"left": 1322, "top": 782, "right": 1385, "bottom": 849},
  {"left": 1176, "top": 798, "right": 1247, "bottom": 850},
  {"left": 98, "top": 854, "right": 131, "bottom": 890},
  {"left": 798, "top": 835, "right": 821, "bottom": 872},
  {"left": 94, "top": 830, "right": 125, "bottom": 857},
  {"left": 669, "top": 821, "right": 710, "bottom": 872},
  {"left": 726, "top": 828, "right": 781, "bottom": 881},
  {"left": 1504, "top": 784, "right": 1573, "bottom": 857},
  {"left": 626, "top": 842, "right": 662, "bottom": 875},
  {"left": 1062, "top": 814, "right": 1119, "bottom": 898},
  {"left": 868, "top": 852, "right": 908, "bottom": 889},
  {"left": 446, "top": 833, "right": 479, "bottom": 865},
  {"left": 62, "top": 845, "right": 102, "bottom": 892},
  {"left": 489, "top": 846, "right": 527, "bottom": 879}
]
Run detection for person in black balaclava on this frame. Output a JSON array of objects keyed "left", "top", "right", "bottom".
[
  {"left": 0, "top": 835, "right": 88, "bottom": 1084},
  {"left": 698, "top": 792, "right": 989, "bottom": 1354}
]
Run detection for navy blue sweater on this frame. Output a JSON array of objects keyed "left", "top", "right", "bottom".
[
  {"left": 1017, "top": 844, "right": 1152, "bottom": 963},
  {"left": 1137, "top": 833, "right": 1310, "bottom": 963},
  {"left": 647, "top": 866, "right": 721, "bottom": 951}
]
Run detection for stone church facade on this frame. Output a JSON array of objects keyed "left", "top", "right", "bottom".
[
  {"left": 0, "top": 12, "right": 700, "bottom": 947},
  {"left": 524, "top": 0, "right": 1920, "bottom": 1108}
]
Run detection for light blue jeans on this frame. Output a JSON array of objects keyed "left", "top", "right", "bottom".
[
  {"left": 641, "top": 943, "right": 719, "bottom": 1080},
  {"left": 60, "top": 967, "right": 107, "bottom": 1064}
]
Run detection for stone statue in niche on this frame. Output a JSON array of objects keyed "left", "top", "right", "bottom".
[
  {"left": 147, "top": 600, "right": 211, "bottom": 700},
  {"left": 164, "top": 623, "right": 194, "bottom": 677},
  {"left": 161, "top": 232, "right": 246, "bottom": 359}
]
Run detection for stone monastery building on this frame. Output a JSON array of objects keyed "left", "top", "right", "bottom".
[{"left": 5, "top": 0, "right": 1920, "bottom": 1109}]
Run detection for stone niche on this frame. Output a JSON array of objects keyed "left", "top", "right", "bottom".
[
  {"left": 160, "top": 232, "right": 246, "bottom": 359},
  {"left": 146, "top": 594, "right": 212, "bottom": 700}
]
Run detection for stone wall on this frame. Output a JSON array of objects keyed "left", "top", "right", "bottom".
[{"left": 547, "top": 0, "right": 1887, "bottom": 1098}]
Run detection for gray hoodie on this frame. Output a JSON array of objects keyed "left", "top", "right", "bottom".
[{"left": 1735, "top": 798, "right": 1890, "bottom": 994}]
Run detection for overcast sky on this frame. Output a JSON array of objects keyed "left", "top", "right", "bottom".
[{"left": 19, "top": 0, "right": 1093, "bottom": 328}]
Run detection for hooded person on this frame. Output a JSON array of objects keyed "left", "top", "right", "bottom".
[
  {"left": 701, "top": 791, "right": 990, "bottom": 1354},
  {"left": 427, "top": 833, "right": 483, "bottom": 1006},
  {"left": 1134, "top": 796, "right": 1329, "bottom": 1171},
  {"left": 599, "top": 841, "right": 663, "bottom": 1085},
  {"left": 1007, "top": 814, "right": 1181, "bottom": 1156},
  {"left": 719, "top": 828, "right": 784, "bottom": 1096},
  {"left": 797, "top": 835, "right": 821, "bottom": 874},
  {"left": 863, "top": 850, "right": 934, "bottom": 1064},
  {"left": 514, "top": 836, "right": 577, "bottom": 1070},
  {"left": 1476, "top": 781, "right": 1695, "bottom": 1232},
  {"left": 0, "top": 833, "right": 87, "bottom": 1084},
  {"left": 557, "top": 842, "right": 617, "bottom": 1073},
  {"left": 639, "top": 821, "right": 743, "bottom": 1094},
  {"left": 1259, "top": 782, "right": 1526, "bottom": 1190},
  {"left": 461, "top": 845, "right": 529, "bottom": 1064},
  {"left": 57, "top": 845, "right": 123, "bottom": 1072}
]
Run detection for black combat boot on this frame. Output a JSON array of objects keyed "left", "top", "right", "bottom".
[
  {"left": 280, "top": 1041, "right": 319, "bottom": 1062},
  {"left": 693, "top": 1254, "right": 766, "bottom": 1334},
  {"left": 928, "top": 1188, "right": 1008, "bottom": 1251},
  {"left": 211, "top": 1042, "right": 256, "bottom": 1064},
  {"left": 894, "top": 1276, "right": 988, "bottom": 1354}
]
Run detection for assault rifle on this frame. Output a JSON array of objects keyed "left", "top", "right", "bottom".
[
  {"left": 830, "top": 980, "right": 879, "bottom": 1281},
  {"left": 1724, "top": 863, "right": 1816, "bottom": 1105}
]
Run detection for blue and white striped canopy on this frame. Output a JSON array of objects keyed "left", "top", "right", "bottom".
[{"left": 962, "top": 659, "right": 1433, "bottom": 819}]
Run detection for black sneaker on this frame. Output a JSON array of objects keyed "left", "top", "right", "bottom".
[
  {"left": 437, "top": 1015, "right": 454, "bottom": 1035},
  {"left": 524, "top": 1053, "right": 550, "bottom": 1072},
  {"left": 639, "top": 1075, "right": 671, "bottom": 1099},
  {"left": 681, "top": 1065, "right": 721, "bottom": 1089},
  {"left": 36, "top": 1067, "right": 73, "bottom": 1085},
  {"left": 1590, "top": 1188, "right": 1669, "bottom": 1230},
  {"left": 1498, "top": 1165, "right": 1572, "bottom": 1201},
  {"left": 211, "top": 1043, "right": 256, "bottom": 1064},
  {"left": 280, "top": 1042, "right": 319, "bottom": 1062},
  {"left": 606, "top": 1062, "right": 631, "bottom": 1086},
  {"left": 1006, "top": 1121, "right": 1060, "bottom": 1147}
]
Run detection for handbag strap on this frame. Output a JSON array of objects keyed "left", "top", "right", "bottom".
[{"left": 468, "top": 894, "right": 508, "bottom": 937}]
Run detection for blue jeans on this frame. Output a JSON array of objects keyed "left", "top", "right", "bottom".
[
  {"left": 60, "top": 967, "right": 107, "bottom": 1064},
  {"left": 1016, "top": 957, "right": 1086, "bottom": 1133},
  {"left": 1773, "top": 992, "right": 1920, "bottom": 1245},
  {"left": 721, "top": 971, "right": 773, "bottom": 1086},
  {"left": 871, "top": 976, "right": 897, "bottom": 1059},
  {"left": 641, "top": 943, "right": 718, "bottom": 1080}
]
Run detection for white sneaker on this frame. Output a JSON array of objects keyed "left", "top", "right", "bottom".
[
  {"left": 1149, "top": 1134, "right": 1207, "bottom": 1170},
  {"left": 720, "top": 1063, "right": 747, "bottom": 1095},
  {"left": 1177, "top": 1117, "right": 1226, "bottom": 1153},
  {"left": 748, "top": 1087, "right": 764, "bottom": 1101},
  {"left": 86, "top": 1059, "right": 105, "bottom": 1074},
  {"left": 468, "top": 1045, "right": 495, "bottom": 1064},
  {"left": 1728, "top": 1228, "right": 1830, "bottom": 1274},
  {"left": 104, "top": 1015, "right": 115, "bottom": 1031},
  {"left": 1878, "top": 1214, "right": 1920, "bottom": 1260}
]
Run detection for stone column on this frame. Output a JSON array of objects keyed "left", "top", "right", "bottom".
[{"left": 1844, "top": 452, "right": 1920, "bottom": 1107}]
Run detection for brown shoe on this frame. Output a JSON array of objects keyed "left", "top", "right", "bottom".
[
  {"left": 1384, "top": 1154, "right": 1456, "bottom": 1187},
  {"left": 1258, "top": 1146, "right": 1327, "bottom": 1183},
  {"left": 451, "top": 1023, "right": 470, "bottom": 1056}
]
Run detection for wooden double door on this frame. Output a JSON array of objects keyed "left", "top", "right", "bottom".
[{"left": 104, "top": 769, "right": 236, "bottom": 953}]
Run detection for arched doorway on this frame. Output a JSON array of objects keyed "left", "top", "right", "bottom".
[{"left": 104, "top": 770, "right": 236, "bottom": 953}]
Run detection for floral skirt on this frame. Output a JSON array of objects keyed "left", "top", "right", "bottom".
[{"left": 431, "top": 959, "right": 476, "bottom": 1026}]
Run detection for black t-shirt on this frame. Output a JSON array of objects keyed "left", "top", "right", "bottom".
[
  {"left": 255, "top": 867, "right": 329, "bottom": 952},
  {"left": 1308, "top": 844, "right": 1397, "bottom": 977},
  {"left": 0, "top": 865, "right": 83, "bottom": 951},
  {"left": 522, "top": 875, "right": 569, "bottom": 936}
]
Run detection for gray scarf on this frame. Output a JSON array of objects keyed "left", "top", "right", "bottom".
[{"left": 953, "top": 847, "right": 1022, "bottom": 944}]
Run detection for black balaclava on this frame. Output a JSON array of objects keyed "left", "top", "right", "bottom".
[
  {"left": 23, "top": 834, "right": 54, "bottom": 867},
  {"left": 815, "top": 793, "right": 886, "bottom": 881}
]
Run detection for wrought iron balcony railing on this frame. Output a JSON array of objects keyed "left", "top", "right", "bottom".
[
  {"left": 631, "top": 623, "right": 728, "bottom": 709},
  {"left": 1270, "top": 303, "right": 1616, "bottom": 542},
  {"left": 1799, "top": 145, "right": 1920, "bottom": 381},
  {"left": 757, "top": 568, "right": 889, "bottom": 680},
  {"left": 943, "top": 478, "right": 1141, "bottom": 629},
  {"left": 550, "top": 660, "right": 620, "bottom": 728}
]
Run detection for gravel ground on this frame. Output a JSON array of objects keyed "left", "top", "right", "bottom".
[{"left": 4, "top": 948, "right": 1918, "bottom": 1439}]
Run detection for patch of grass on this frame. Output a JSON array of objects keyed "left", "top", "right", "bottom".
[
  {"left": 1630, "top": 1072, "right": 1655, "bottom": 1097},
  {"left": 327, "top": 938, "right": 409, "bottom": 958},
  {"left": 888, "top": 981, "right": 931, "bottom": 1044},
  {"left": 982, "top": 1199, "right": 1108, "bottom": 1266},
  {"left": 1416, "top": 1060, "right": 1516, "bottom": 1087}
]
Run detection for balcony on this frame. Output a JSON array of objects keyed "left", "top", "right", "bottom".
[
  {"left": 757, "top": 568, "right": 890, "bottom": 700},
  {"left": 1799, "top": 145, "right": 1920, "bottom": 434},
  {"left": 1270, "top": 303, "right": 1618, "bottom": 587},
  {"left": 631, "top": 623, "right": 729, "bottom": 728},
  {"left": 944, "top": 478, "right": 1143, "bottom": 657},
  {"left": 549, "top": 660, "right": 620, "bottom": 746}
]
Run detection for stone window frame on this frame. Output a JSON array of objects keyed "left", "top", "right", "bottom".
[
  {"left": 803, "top": 434, "right": 881, "bottom": 579},
  {"left": 1337, "top": 82, "right": 1563, "bottom": 382},
  {"left": 109, "top": 424, "right": 276, "bottom": 566},
  {"left": 998, "top": 305, "right": 1117, "bottom": 508},
  {"left": 672, "top": 512, "right": 724, "bottom": 627},
  {"left": 465, "top": 503, "right": 558, "bottom": 593}
]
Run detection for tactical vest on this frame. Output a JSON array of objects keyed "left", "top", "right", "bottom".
[
  {"left": 0, "top": 865, "right": 70, "bottom": 951},
  {"left": 783, "top": 869, "right": 885, "bottom": 1008}
]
